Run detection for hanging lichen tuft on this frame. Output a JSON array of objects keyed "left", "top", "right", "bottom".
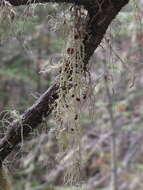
[
  {"left": 54, "top": 6, "right": 88, "bottom": 124},
  {"left": 52, "top": 6, "right": 89, "bottom": 186}
]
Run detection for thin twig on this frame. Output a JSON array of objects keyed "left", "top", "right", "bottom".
[{"left": 103, "top": 41, "right": 118, "bottom": 190}]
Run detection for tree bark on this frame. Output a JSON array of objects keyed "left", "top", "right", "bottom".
[
  {"left": 0, "top": 0, "right": 129, "bottom": 166},
  {"left": 1, "top": 0, "right": 87, "bottom": 6}
]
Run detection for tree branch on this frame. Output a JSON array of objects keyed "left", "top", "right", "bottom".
[
  {"left": 1, "top": 0, "right": 88, "bottom": 6},
  {"left": 0, "top": 0, "right": 129, "bottom": 166}
]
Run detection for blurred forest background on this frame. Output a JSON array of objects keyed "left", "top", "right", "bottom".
[{"left": 0, "top": 0, "right": 143, "bottom": 190}]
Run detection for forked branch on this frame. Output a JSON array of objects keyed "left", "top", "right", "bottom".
[{"left": 0, "top": 0, "right": 129, "bottom": 166}]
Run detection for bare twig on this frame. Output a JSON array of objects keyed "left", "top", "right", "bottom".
[{"left": 103, "top": 41, "right": 118, "bottom": 190}]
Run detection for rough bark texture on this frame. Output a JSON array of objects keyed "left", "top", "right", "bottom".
[
  {"left": 0, "top": 0, "right": 129, "bottom": 166},
  {"left": 1, "top": 0, "right": 89, "bottom": 6}
]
